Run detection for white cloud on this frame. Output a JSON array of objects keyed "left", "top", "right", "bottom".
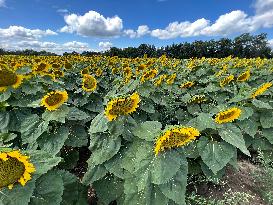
[
  {"left": 60, "top": 10, "right": 123, "bottom": 37},
  {"left": 0, "top": 26, "right": 57, "bottom": 40},
  {"left": 151, "top": 18, "right": 209, "bottom": 39},
  {"left": 98, "top": 41, "right": 113, "bottom": 50},
  {"left": 0, "top": 40, "right": 92, "bottom": 54},
  {"left": 148, "top": 0, "right": 273, "bottom": 39},
  {"left": 57, "top": 9, "right": 69, "bottom": 13},
  {"left": 124, "top": 25, "right": 150, "bottom": 38},
  {"left": 0, "top": 0, "right": 6, "bottom": 7}
]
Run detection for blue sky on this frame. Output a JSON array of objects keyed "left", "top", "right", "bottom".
[{"left": 0, "top": 0, "right": 273, "bottom": 54}]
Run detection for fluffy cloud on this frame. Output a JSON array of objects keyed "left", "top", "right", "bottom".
[
  {"left": 98, "top": 41, "right": 113, "bottom": 50},
  {"left": 149, "top": 0, "right": 273, "bottom": 39},
  {"left": 0, "top": 26, "right": 57, "bottom": 40},
  {"left": 0, "top": 0, "right": 5, "bottom": 7},
  {"left": 124, "top": 25, "right": 150, "bottom": 38},
  {"left": 151, "top": 18, "right": 210, "bottom": 39},
  {"left": 269, "top": 39, "right": 273, "bottom": 48},
  {"left": 57, "top": 9, "right": 69, "bottom": 13},
  {"left": 60, "top": 10, "right": 123, "bottom": 37},
  {"left": 0, "top": 40, "right": 92, "bottom": 54}
]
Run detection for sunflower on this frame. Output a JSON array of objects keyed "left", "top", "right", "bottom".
[
  {"left": 154, "top": 74, "right": 166, "bottom": 86},
  {"left": 32, "top": 61, "right": 50, "bottom": 74},
  {"left": 41, "top": 90, "right": 68, "bottom": 111},
  {"left": 82, "top": 74, "right": 97, "bottom": 92},
  {"left": 166, "top": 73, "right": 177, "bottom": 85},
  {"left": 220, "top": 75, "right": 234, "bottom": 87},
  {"left": 0, "top": 150, "right": 35, "bottom": 189},
  {"left": 0, "top": 69, "right": 23, "bottom": 92},
  {"left": 180, "top": 81, "right": 195, "bottom": 89},
  {"left": 251, "top": 82, "right": 272, "bottom": 99},
  {"left": 140, "top": 69, "right": 158, "bottom": 83},
  {"left": 154, "top": 126, "right": 200, "bottom": 155},
  {"left": 237, "top": 70, "right": 250, "bottom": 82},
  {"left": 105, "top": 92, "right": 141, "bottom": 121},
  {"left": 215, "top": 107, "right": 241, "bottom": 124}
]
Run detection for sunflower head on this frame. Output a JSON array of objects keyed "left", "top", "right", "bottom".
[
  {"left": 82, "top": 74, "right": 97, "bottom": 92},
  {"left": 166, "top": 73, "right": 176, "bottom": 85},
  {"left": 0, "top": 69, "right": 23, "bottom": 92},
  {"left": 105, "top": 92, "right": 141, "bottom": 121},
  {"left": 215, "top": 107, "right": 241, "bottom": 124},
  {"left": 237, "top": 70, "right": 250, "bottom": 82},
  {"left": 0, "top": 150, "right": 35, "bottom": 189},
  {"left": 189, "top": 95, "right": 207, "bottom": 104},
  {"left": 140, "top": 69, "right": 158, "bottom": 83},
  {"left": 154, "top": 126, "right": 200, "bottom": 155},
  {"left": 41, "top": 90, "right": 68, "bottom": 111},
  {"left": 251, "top": 82, "right": 272, "bottom": 99},
  {"left": 220, "top": 75, "right": 234, "bottom": 87},
  {"left": 33, "top": 61, "right": 50, "bottom": 74},
  {"left": 180, "top": 81, "right": 195, "bottom": 89}
]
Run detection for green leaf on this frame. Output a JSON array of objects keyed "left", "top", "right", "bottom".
[
  {"left": 25, "top": 150, "right": 62, "bottom": 175},
  {"left": 59, "top": 170, "right": 88, "bottom": 205},
  {"left": 260, "top": 112, "right": 273, "bottom": 128},
  {"left": 187, "top": 113, "right": 217, "bottom": 131},
  {"left": 132, "top": 121, "right": 162, "bottom": 141},
  {"left": 0, "top": 91, "right": 11, "bottom": 102},
  {"left": 219, "top": 124, "right": 250, "bottom": 156},
  {"left": 140, "top": 101, "right": 155, "bottom": 113},
  {"left": 37, "top": 126, "right": 69, "bottom": 156},
  {"left": 159, "top": 168, "right": 187, "bottom": 205},
  {"left": 30, "top": 171, "right": 64, "bottom": 205},
  {"left": 238, "top": 107, "right": 254, "bottom": 121},
  {"left": 42, "top": 105, "right": 70, "bottom": 123},
  {"left": 66, "top": 107, "right": 90, "bottom": 121},
  {"left": 82, "top": 164, "right": 108, "bottom": 185},
  {"left": 93, "top": 175, "right": 124, "bottom": 205},
  {"left": 197, "top": 137, "right": 236, "bottom": 174},
  {"left": 89, "top": 113, "right": 108, "bottom": 134},
  {"left": 88, "top": 134, "right": 121, "bottom": 166},
  {"left": 199, "top": 161, "right": 226, "bottom": 183},
  {"left": 0, "top": 179, "right": 36, "bottom": 205},
  {"left": 59, "top": 149, "right": 79, "bottom": 170},
  {"left": 262, "top": 128, "right": 273, "bottom": 145},
  {"left": 237, "top": 118, "right": 259, "bottom": 137},
  {"left": 65, "top": 124, "right": 88, "bottom": 147},
  {"left": 252, "top": 99, "right": 272, "bottom": 109},
  {"left": 0, "top": 111, "right": 9, "bottom": 130}
]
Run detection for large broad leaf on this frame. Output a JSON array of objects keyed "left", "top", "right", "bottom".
[
  {"left": 260, "top": 112, "right": 273, "bottom": 128},
  {"left": 262, "top": 128, "right": 273, "bottom": 145},
  {"left": 238, "top": 107, "right": 254, "bottom": 121},
  {"left": 93, "top": 175, "right": 124, "bottom": 205},
  {"left": 89, "top": 113, "right": 108, "bottom": 134},
  {"left": 0, "top": 111, "right": 9, "bottom": 130},
  {"left": 37, "top": 126, "right": 70, "bottom": 156},
  {"left": 159, "top": 163, "right": 188, "bottom": 205},
  {"left": 0, "top": 179, "right": 36, "bottom": 205},
  {"left": 66, "top": 107, "right": 90, "bottom": 121},
  {"left": 237, "top": 118, "right": 259, "bottom": 137},
  {"left": 252, "top": 99, "right": 272, "bottom": 109},
  {"left": 123, "top": 178, "right": 169, "bottom": 205},
  {"left": 25, "top": 150, "right": 62, "bottom": 175},
  {"left": 59, "top": 170, "right": 88, "bottom": 205},
  {"left": 88, "top": 134, "right": 121, "bottom": 166},
  {"left": 197, "top": 137, "right": 236, "bottom": 174},
  {"left": 65, "top": 124, "right": 88, "bottom": 147},
  {"left": 187, "top": 113, "right": 217, "bottom": 131},
  {"left": 219, "top": 124, "right": 250, "bottom": 156},
  {"left": 30, "top": 171, "right": 64, "bottom": 205},
  {"left": 132, "top": 121, "right": 162, "bottom": 141},
  {"left": 42, "top": 105, "right": 70, "bottom": 123},
  {"left": 0, "top": 91, "right": 11, "bottom": 102},
  {"left": 82, "top": 164, "right": 108, "bottom": 185}
]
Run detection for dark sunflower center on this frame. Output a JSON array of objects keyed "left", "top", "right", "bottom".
[
  {"left": 0, "top": 158, "right": 25, "bottom": 188},
  {"left": 219, "top": 111, "right": 235, "bottom": 120},
  {"left": 109, "top": 98, "right": 134, "bottom": 115},
  {"left": 0, "top": 69, "right": 17, "bottom": 87},
  {"left": 45, "top": 93, "right": 63, "bottom": 106},
  {"left": 238, "top": 73, "right": 247, "bottom": 80},
  {"left": 83, "top": 78, "right": 95, "bottom": 89},
  {"left": 36, "top": 63, "right": 47, "bottom": 71}
]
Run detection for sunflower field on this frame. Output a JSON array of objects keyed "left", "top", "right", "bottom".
[{"left": 0, "top": 54, "right": 273, "bottom": 205}]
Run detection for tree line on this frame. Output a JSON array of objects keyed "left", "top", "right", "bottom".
[{"left": 1, "top": 33, "right": 272, "bottom": 58}]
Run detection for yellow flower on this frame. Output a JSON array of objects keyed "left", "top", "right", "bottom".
[
  {"left": 189, "top": 95, "right": 207, "bottom": 104},
  {"left": 105, "top": 92, "right": 141, "bottom": 121},
  {"left": 251, "top": 82, "right": 272, "bottom": 99},
  {"left": 154, "top": 127, "right": 200, "bottom": 155},
  {"left": 140, "top": 69, "right": 158, "bottom": 83},
  {"left": 41, "top": 90, "right": 68, "bottom": 111},
  {"left": 215, "top": 107, "right": 241, "bottom": 124},
  {"left": 166, "top": 73, "right": 176, "bottom": 85},
  {"left": 0, "top": 69, "right": 23, "bottom": 92},
  {"left": 237, "top": 70, "right": 250, "bottom": 82},
  {"left": 220, "top": 75, "right": 234, "bottom": 87},
  {"left": 0, "top": 150, "right": 35, "bottom": 189},
  {"left": 180, "top": 81, "right": 195, "bottom": 89},
  {"left": 82, "top": 74, "right": 97, "bottom": 92},
  {"left": 154, "top": 74, "right": 166, "bottom": 86},
  {"left": 32, "top": 61, "right": 50, "bottom": 74}
]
